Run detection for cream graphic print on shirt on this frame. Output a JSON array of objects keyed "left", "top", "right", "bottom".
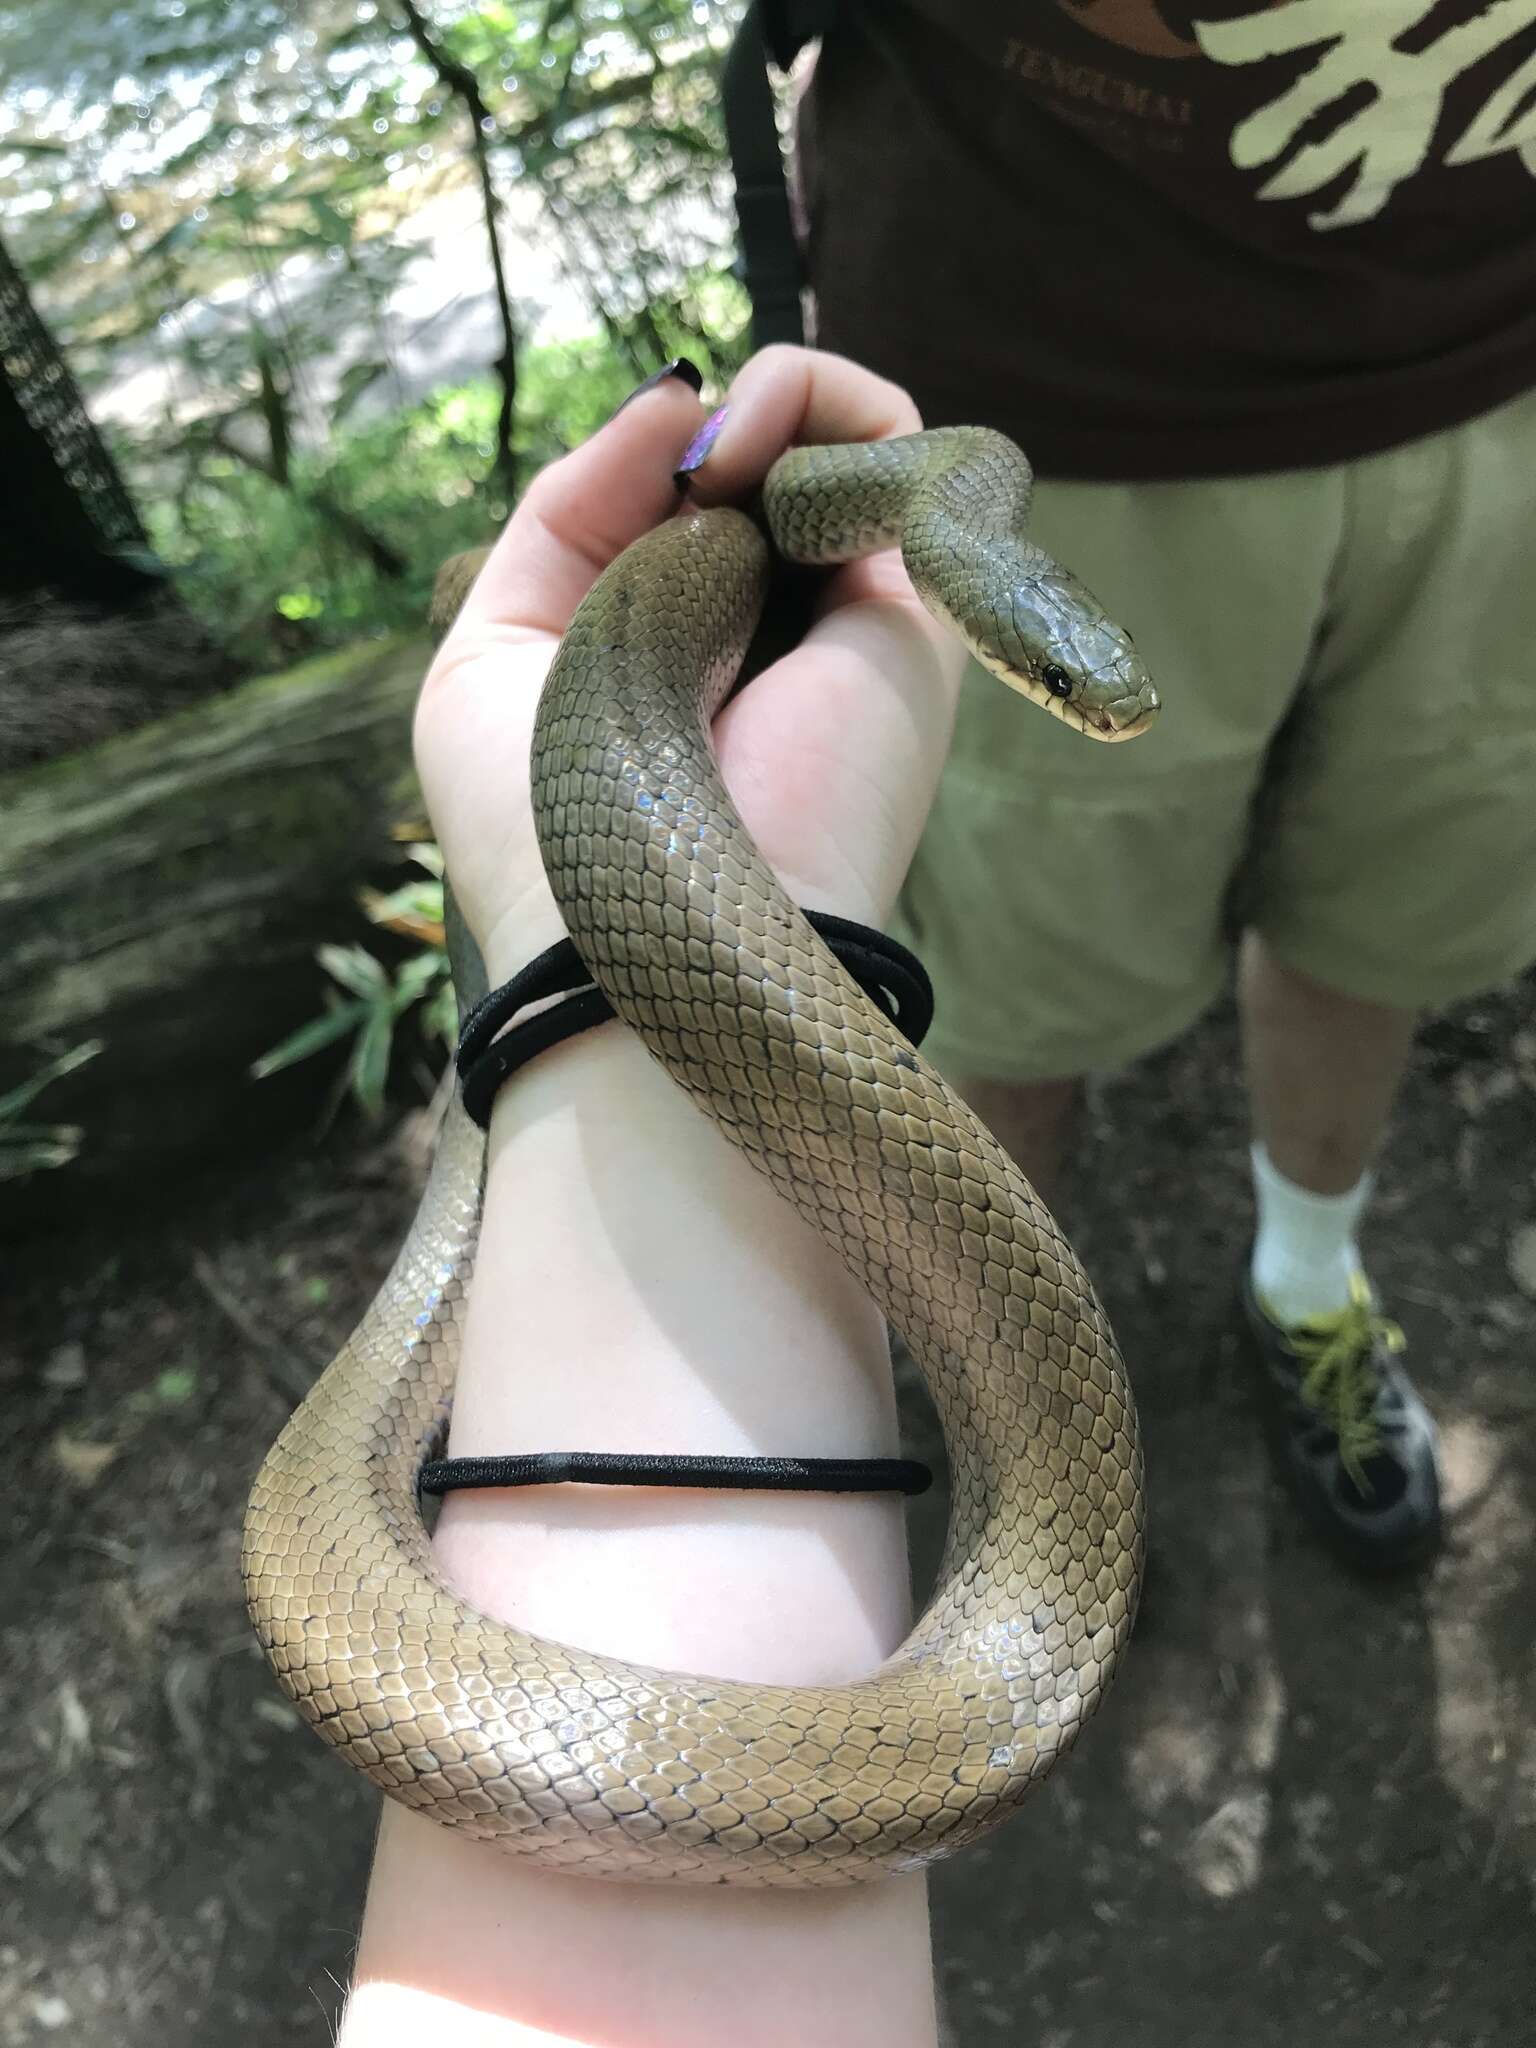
[
  {"left": 1199, "top": 0, "right": 1536, "bottom": 229},
  {"left": 1047, "top": 0, "right": 1536, "bottom": 229}
]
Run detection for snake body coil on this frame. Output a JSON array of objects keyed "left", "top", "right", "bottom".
[{"left": 242, "top": 427, "right": 1151, "bottom": 1886}]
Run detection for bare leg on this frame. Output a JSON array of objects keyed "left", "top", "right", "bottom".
[
  {"left": 954, "top": 1073, "right": 1081, "bottom": 1211},
  {"left": 1237, "top": 932, "right": 1418, "bottom": 1194},
  {"left": 1235, "top": 933, "right": 1442, "bottom": 1567},
  {"left": 962, "top": 939, "right": 1417, "bottom": 1209}
]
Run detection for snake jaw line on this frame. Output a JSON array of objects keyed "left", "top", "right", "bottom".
[
  {"left": 1094, "top": 702, "right": 1159, "bottom": 743},
  {"left": 965, "top": 641, "right": 1157, "bottom": 742}
]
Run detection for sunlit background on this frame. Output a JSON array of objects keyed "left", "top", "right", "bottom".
[{"left": 2, "top": 0, "right": 747, "bottom": 664}]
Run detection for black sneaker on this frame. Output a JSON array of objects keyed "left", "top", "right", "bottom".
[{"left": 1239, "top": 1267, "right": 1442, "bottom": 1571}]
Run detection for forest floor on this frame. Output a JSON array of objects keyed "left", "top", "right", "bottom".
[{"left": 4, "top": 975, "right": 1535, "bottom": 2046}]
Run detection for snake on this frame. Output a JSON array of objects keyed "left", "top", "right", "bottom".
[{"left": 242, "top": 425, "right": 1156, "bottom": 1888}]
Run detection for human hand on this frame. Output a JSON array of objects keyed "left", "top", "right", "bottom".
[{"left": 413, "top": 345, "right": 966, "bottom": 990}]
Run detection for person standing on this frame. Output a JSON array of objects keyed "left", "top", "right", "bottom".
[{"left": 773, "top": 0, "right": 1536, "bottom": 1567}]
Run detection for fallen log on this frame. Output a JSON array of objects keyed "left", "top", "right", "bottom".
[{"left": 0, "top": 633, "right": 431, "bottom": 1230}]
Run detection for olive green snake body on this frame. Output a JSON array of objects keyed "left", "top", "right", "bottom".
[{"left": 242, "top": 426, "right": 1155, "bottom": 1886}]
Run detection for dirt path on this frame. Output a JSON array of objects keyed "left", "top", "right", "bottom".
[{"left": 4, "top": 979, "right": 1534, "bottom": 2045}]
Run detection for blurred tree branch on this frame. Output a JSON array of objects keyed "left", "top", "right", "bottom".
[
  {"left": 394, "top": 0, "right": 520, "bottom": 501},
  {"left": 201, "top": 421, "right": 408, "bottom": 580}
]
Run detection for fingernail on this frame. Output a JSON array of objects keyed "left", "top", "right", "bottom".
[
  {"left": 611, "top": 357, "right": 703, "bottom": 418},
  {"left": 673, "top": 406, "right": 730, "bottom": 486}
]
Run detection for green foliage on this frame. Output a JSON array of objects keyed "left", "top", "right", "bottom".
[
  {"left": 128, "top": 329, "right": 705, "bottom": 656},
  {"left": 253, "top": 846, "right": 455, "bottom": 1120},
  {"left": 1, "top": 2, "right": 753, "bottom": 666},
  {"left": 0, "top": 1040, "right": 103, "bottom": 1182},
  {"left": 136, "top": 374, "right": 498, "bottom": 650}
]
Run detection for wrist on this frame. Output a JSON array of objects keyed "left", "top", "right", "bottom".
[
  {"left": 455, "top": 1017, "right": 894, "bottom": 1468},
  {"left": 474, "top": 871, "right": 903, "bottom": 1003},
  {"left": 477, "top": 891, "right": 569, "bottom": 992}
]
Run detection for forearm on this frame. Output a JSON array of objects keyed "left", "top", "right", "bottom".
[{"left": 341, "top": 1018, "right": 936, "bottom": 2048}]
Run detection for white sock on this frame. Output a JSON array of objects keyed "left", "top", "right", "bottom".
[{"left": 1249, "top": 1142, "right": 1371, "bottom": 1327}]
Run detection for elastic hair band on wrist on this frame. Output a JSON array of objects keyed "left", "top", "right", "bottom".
[
  {"left": 419, "top": 1451, "right": 933, "bottom": 1497},
  {"left": 456, "top": 914, "right": 933, "bottom": 1131}
]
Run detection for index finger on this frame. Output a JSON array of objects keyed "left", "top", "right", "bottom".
[
  {"left": 442, "top": 368, "right": 708, "bottom": 654},
  {"left": 682, "top": 345, "right": 922, "bottom": 508}
]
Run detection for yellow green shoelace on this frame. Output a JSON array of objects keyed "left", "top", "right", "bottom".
[{"left": 1268, "top": 1273, "right": 1406, "bottom": 1490}]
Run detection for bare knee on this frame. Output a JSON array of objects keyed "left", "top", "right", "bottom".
[{"left": 954, "top": 1073, "right": 1082, "bottom": 1209}]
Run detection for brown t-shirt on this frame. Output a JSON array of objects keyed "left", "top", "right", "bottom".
[{"left": 796, "top": 2, "right": 1536, "bottom": 478}]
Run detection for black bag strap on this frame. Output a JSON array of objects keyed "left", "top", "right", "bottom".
[{"left": 722, "top": 0, "right": 839, "bottom": 352}]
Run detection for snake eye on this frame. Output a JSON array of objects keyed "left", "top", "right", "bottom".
[{"left": 1042, "top": 663, "right": 1073, "bottom": 699}]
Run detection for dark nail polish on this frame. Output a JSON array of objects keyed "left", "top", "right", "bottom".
[
  {"left": 611, "top": 357, "right": 704, "bottom": 418},
  {"left": 673, "top": 406, "right": 730, "bottom": 485}
]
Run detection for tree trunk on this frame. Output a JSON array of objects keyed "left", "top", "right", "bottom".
[{"left": 0, "top": 634, "right": 430, "bottom": 1231}]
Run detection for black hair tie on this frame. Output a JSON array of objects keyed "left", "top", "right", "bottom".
[
  {"left": 419, "top": 1451, "right": 932, "bottom": 1497},
  {"left": 457, "top": 913, "right": 933, "bottom": 1131},
  {"left": 442, "top": 916, "right": 938, "bottom": 1498}
]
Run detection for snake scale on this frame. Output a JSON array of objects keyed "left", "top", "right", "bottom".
[{"left": 242, "top": 426, "right": 1156, "bottom": 1886}]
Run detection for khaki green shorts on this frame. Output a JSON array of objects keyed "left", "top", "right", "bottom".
[{"left": 896, "top": 386, "right": 1536, "bottom": 1082}]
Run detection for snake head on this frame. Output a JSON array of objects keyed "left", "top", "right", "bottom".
[{"left": 953, "top": 561, "right": 1160, "bottom": 742}]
